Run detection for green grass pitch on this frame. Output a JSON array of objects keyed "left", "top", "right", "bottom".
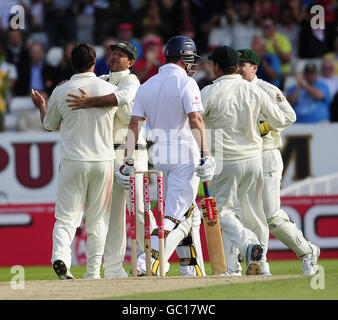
[{"left": 1, "top": 259, "right": 337, "bottom": 300}]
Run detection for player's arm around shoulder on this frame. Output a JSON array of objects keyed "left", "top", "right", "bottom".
[
  {"left": 256, "top": 83, "right": 286, "bottom": 129},
  {"left": 115, "top": 73, "right": 140, "bottom": 106},
  {"left": 257, "top": 79, "right": 296, "bottom": 126}
]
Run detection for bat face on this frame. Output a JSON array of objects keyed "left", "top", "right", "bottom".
[{"left": 201, "top": 197, "right": 218, "bottom": 223}]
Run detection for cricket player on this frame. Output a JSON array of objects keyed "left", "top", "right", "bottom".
[
  {"left": 201, "top": 45, "right": 287, "bottom": 275},
  {"left": 66, "top": 41, "right": 157, "bottom": 278},
  {"left": 226, "top": 48, "right": 319, "bottom": 276},
  {"left": 115, "top": 35, "right": 216, "bottom": 276},
  {"left": 31, "top": 43, "right": 118, "bottom": 279}
]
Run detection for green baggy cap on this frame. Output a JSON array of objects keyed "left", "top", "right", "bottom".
[
  {"left": 237, "top": 48, "right": 260, "bottom": 65},
  {"left": 110, "top": 41, "right": 138, "bottom": 60}
]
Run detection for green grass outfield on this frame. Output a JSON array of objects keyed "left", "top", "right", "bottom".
[{"left": 1, "top": 259, "right": 337, "bottom": 300}]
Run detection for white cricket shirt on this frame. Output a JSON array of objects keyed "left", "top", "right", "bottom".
[
  {"left": 132, "top": 63, "right": 203, "bottom": 162},
  {"left": 44, "top": 72, "right": 118, "bottom": 161},
  {"left": 201, "top": 74, "right": 286, "bottom": 160},
  {"left": 99, "top": 69, "right": 146, "bottom": 145},
  {"left": 253, "top": 76, "right": 296, "bottom": 151}
]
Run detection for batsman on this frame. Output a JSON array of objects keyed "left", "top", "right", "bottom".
[{"left": 116, "top": 36, "right": 216, "bottom": 276}]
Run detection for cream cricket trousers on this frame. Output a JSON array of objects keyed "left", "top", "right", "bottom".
[
  {"left": 103, "top": 149, "right": 157, "bottom": 277},
  {"left": 263, "top": 148, "right": 312, "bottom": 257},
  {"left": 211, "top": 156, "right": 269, "bottom": 261},
  {"left": 51, "top": 159, "right": 114, "bottom": 278}
]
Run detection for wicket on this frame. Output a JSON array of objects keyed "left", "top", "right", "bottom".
[{"left": 129, "top": 170, "right": 165, "bottom": 277}]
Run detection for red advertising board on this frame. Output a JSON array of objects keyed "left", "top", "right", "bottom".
[{"left": 0, "top": 195, "right": 337, "bottom": 267}]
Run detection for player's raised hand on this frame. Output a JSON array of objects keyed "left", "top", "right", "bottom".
[
  {"left": 66, "top": 88, "right": 91, "bottom": 110},
  {"left": 30, "top": 89, "right": 46, "bottom": 109}
]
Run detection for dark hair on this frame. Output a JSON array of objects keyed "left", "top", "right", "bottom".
[
  {"left": 71, "top": 43, "right": 96, "bottom": 73},
  {"left": 218, "top": 63, "right": 239, "bottom": 74},
  {"left": 165, "top": 56, "right": 181, "bottom": 64}
]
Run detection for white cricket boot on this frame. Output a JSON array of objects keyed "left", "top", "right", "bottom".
[
  {"left": 302, "top": 243, "right": 320, "bottom": 276},
  {"left": 225, "top": 260, "right": 242, "bottom": 276},
  {"left": 245, "top": 244, "right": 263, "bottom": 275}
]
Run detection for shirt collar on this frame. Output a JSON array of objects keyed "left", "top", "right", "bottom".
[
  {"left": 108, "top": 69, "right": 130, "bottom": 85},
  {"left": 252, "top": 75, "right": 258, "bottom": 84},
  {"left": 159, "top": 63, "right": 187, "bottom": 76},
  {"left": 212, "top": 74, "right": 242, "bottom": 83},
  {"left": 70, "top": 72, "right": 96, "bottom": 80}
]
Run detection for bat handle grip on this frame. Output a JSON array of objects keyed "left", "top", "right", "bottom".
[
  {"left": 200, "top": 152, "right": 211, "bottom": 198},
  {"left": 203, "top": 181, "right": 211, "bottom": 198}
]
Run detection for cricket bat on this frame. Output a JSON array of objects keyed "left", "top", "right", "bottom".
[{"left": 200, "top": 178, "right": 227, "bottom": 275}]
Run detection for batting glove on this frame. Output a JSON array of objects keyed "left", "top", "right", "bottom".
[
  {"left": 114, "top": 158, "right": 136, "bottom": 190},
  {"left": 195, "top": 156, "right": 216, "bottom": 182}
]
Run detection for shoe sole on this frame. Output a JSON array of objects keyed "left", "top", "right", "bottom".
[
  {"left": 53, "top": 260, "right": 74, "bottom": 280},
  {"left": 246, "top": 263, "right": 261, "bottom": 275}
]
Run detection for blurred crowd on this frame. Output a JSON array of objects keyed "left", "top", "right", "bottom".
[{"left": 0, "top": 0, "right": 337, "bottom": 132}]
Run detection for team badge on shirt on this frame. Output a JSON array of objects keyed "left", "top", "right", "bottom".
[{"left": 276, "top": 93, "right": 284, "bottom": 102}]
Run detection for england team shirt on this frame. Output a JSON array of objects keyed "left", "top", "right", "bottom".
[
  {"left": 132, "top": 63, "right": 203, "bottom": 163},
  {"left": 44, "top": 72, "right": 118, "bottom": 161}
]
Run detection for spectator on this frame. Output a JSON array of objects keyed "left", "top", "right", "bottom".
[
  {"left": 133, "top": 34, "right": 165, "bottom": 83},
  {"left": 28, "top": 42, "right": 55, "bottom": 96},
  {"left": 207, "top": 2, "right": 235, "bottom": 51},
  {"left": 133, "top": 0, "right": 167, "bottom": 40},
  {"left": 25, "top": 0, "right": 49, "bottom": 49},
  {"left": 232, "top": 1, "right": 261, "bottom": 50},
  {"left": 94, "top": 38, "right": 116, "bottom": 77},
  {"left": 254, "top": 0, "right": 279, "bottom": 21},
  {"left": 318, "top": 58, "right": 338, "bottom": 103},
  {"left": 44, "top": 0, "right": 76, "bottom": 47},
  {"left": 286, "top": 63, "right": 331, "bottom": 123},
  {"left": 276, "top": 4, "right": 300, "bottom": 60},
  {"left": 27, "top": 0, "right": 45, "bottom": 32},
  {"left": 115, "top": 22, "right": 142, "bottom": 60},
  {"left": 251, "top": 35, "right": 282, "bottom": 88},
  {"left": 317, "top": 0, "right": 337, "bottom": 53},
  {"left": 261, "top": 15, "right": 292, "bottom": 78},
  {"left": 6, "top": 29, "right": 30, "bottom": 96},
  {"left": 287, "top": 0, "right": 306, "bottom": 23},
  {"left": 54, "top": 42, "right": 75, "bottom": 84},
  {"left": 93, "top": 0, "right": 132, "bottom": 45},
  {"left": 324, "top": 36, "right": 338, "bottom": 75},
  {"left": 298, "top": 5, "right": 330, "bottom": 59},
  {"left": 75, "top": 0, "right": 95, "bottom": 43},
  {"left": 0, "top": 39, "right": 17, "bottom": 132}
]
